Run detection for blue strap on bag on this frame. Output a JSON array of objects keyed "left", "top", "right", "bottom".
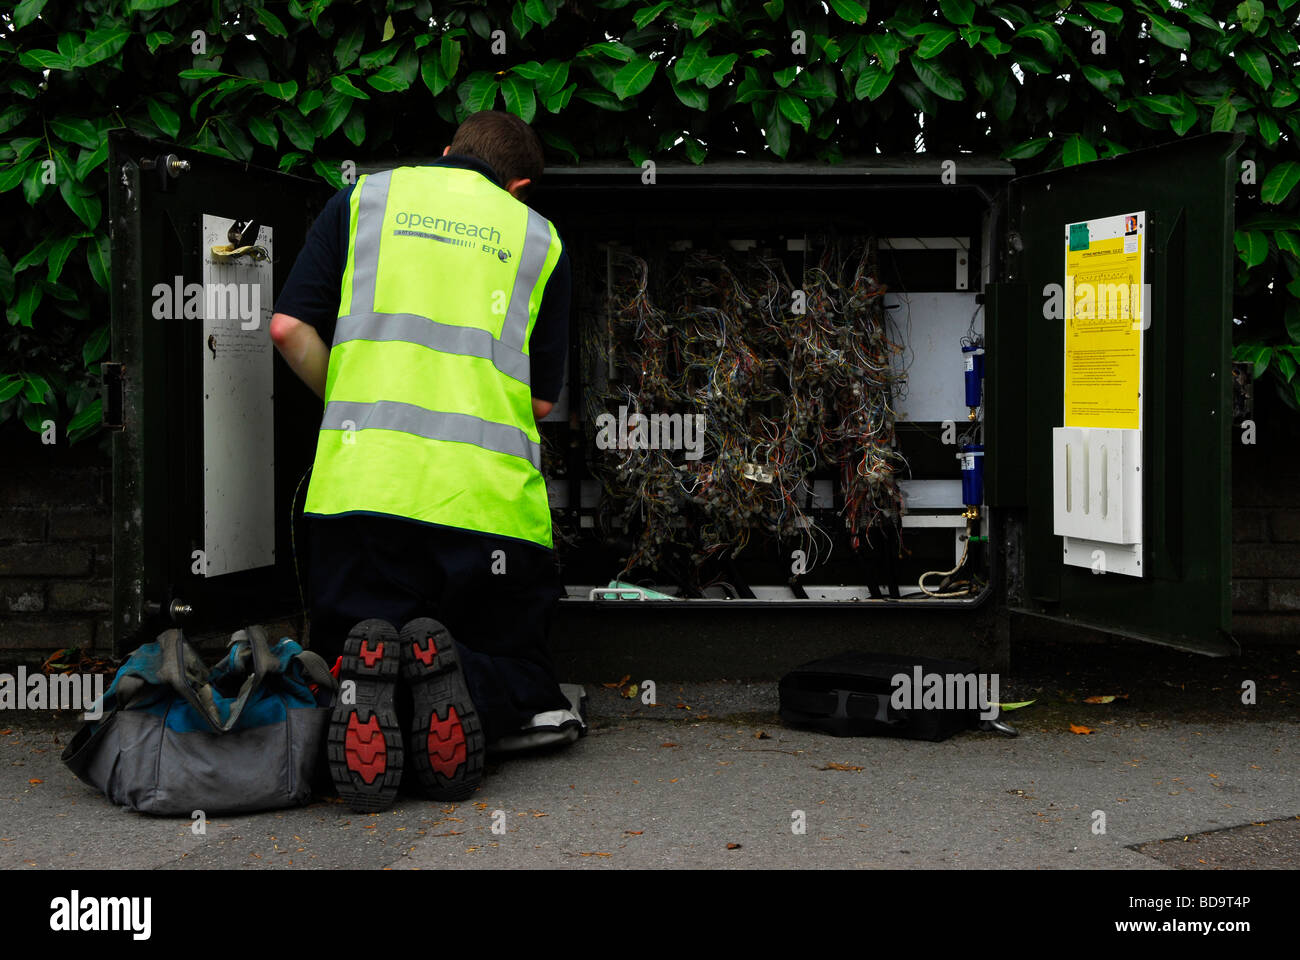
[{"left": 62, "top": 625, "right": 337, "bottom": 815}]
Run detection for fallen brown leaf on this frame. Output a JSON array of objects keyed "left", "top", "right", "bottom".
[
  {"left": 754, "top": 730, "right": 771, "bottom": 740},
  {"left": 660, "top": 742, "right": 679, "bottom": 748},
  {"left": 578, "top": 851, "right": 612, "bottom": 857},
  {"left": 726, "top": 842, "right": 741, "bottom": 850},
  {"left": 818, "top": 762, "right": 863, "bottom": 772},
  {"left": 602, "top": 674, "right": 631, "bottom": 689},
  {"left": 1070, "top": 723, "right": 1094, "bottom": 735},
  {"left": 625, "top": 830, "right": 643, "bottom": 835},
  {"left": 27, "top": 778, "right": 42, "bottom": 784}
]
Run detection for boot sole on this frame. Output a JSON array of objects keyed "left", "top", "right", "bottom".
[
  {"left": 400, "top": 618, "right": 484, "bottom": 801},
  {"left": 327, "top": 620, "right": 403, "bottom": 812}
]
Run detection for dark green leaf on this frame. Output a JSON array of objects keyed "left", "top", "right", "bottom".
[
  {"left": 1148, "top": 14, "right": 1190, "bottom": 50},
  {"left": 0, "top": 377, "right": 22, "bottom": 403},
  {"left": 613, "top": 58, "right": 657, "bottom": 100},
  {"left": 1258, "top": 112, "right": 1281, "bottom": 146},
  {"left": 674, "top": 40, "right": 710, "bottom": 82},
  {"left": 336, "top": 23, "right": 365, "bottom": 70},
  {"left": 827, "top": 0, "right": 869, "bottom": 24},
  {"left": 540, "top": 130, "right": 579, "bottom": 163},
  {"left": 331, "top": 75, "right": 371, "bottom": 99},
  {"left": 698, "top": 54, "right": 739, "bottom": 88},
  {"left": 49, "top": 117, "right": 98, "bottom": 150},
  {"left": 82, "top": 325, "right": 109, "bottom": 367},
  {"left": 442, "top": 36, "right": 462, "bottom": 81},
  {"left": 67, "top": 400, "right": 102, "bottom": 440},
  {"left": 46, "top": 234, "right": 78, "bottom": 283},
  {"left": 216, "top": 117, "right": 254, "bottom": 162},
  {"left": 359, "top": 44, "right": 400, "bottom": 70},
  {"left": 1062, "top": 134, "right": 1097, "bottom": 166},
  {"left": 1002, "top": 137, "right": 1051, "bottom": 159},
  {"left": 917, "top": 27, "right": 959, "bottom": 59},
  {"left": 500, "top": 74, "right": 537, "bottom": 123},
  {"left": 1014, "top": 23, "right": 1062, "bottom": 59},
  {"left": 633, "top": 2, "right": 673, "bottom": 29},
  {"left": 74, "top": 26, "right": 130, "bottom": 67},
  {"left": 59, "top": 177, "right": 101, "bottom": 229},
  {"left": 1234, "top": 230, "right": 1269, "bottom": 268},
  {"left": 1210, "top": 97, "right": 1238, "bottom": 132},
  {"left": 855, "top": 63, "right": 893, "bottom": 101},
  {"left": 342, "top": 105, "right": 366, "bottom": 147},
  {"left": 542, "top": 81, "right": 576, "bottom": 112},
  {"left": 253, "top": 7, "right": 288, "bottom": 37},
  {"left": 24, "top": 374, "right": 52, "bottom": 404},
  {"left": 867, "top": 34, "right": 909, "bottom": 72},
  {"left": 0, "top": 251, "right": 12, "bottom": 301},
  {"left": 940, "top": 0, "right": 975, "bottom": 25},
  {"left": 145, "top": 31, "right": 174, "bottom": 54},
  {"left": 86, "top": 234, "right": 109, "bottom": 289},
  {"left": 776, "top": 91, "right": 811, "bottom": 131},
  {"left": 313, "top": 92, "right": 351, "bottom": 139},
  {"left": 764, "top": 104, "right": 791, "bottom": 157},
  {"left": 1138, "top": 95, "right": 1183, "bottom": 116},
  {"left": 1262, "top": 162, "right": 1300, "bottom": 205},
  {"left": 1080, "top": 2, "right": 1123, "bottom": 24},
  {"left": 277, "top": 108, "right": 316, "bottom": 151},
  {"left": 1237, "top": 46, "right": 1273, "bottom": 89},
  {"left": 1237, "top": 0, "right": 1265, "bottom": 33},
  {"left": 577, "top": 42, "right": 637, "bottom": 62},
  {"left": 910, "top": 57, "right": 964, "bottom": 101},
  {"left": 8, "top": 282, "right": 42, "bottom": 327},
  {"left": 263, "top": 80, "right": 299, "bottom": 101},
  {"left": 12, "top": 0, "right": 50, "bottom": 30},
  {"left": 247, "top": 114, "right": 278, "bottom": 149},
  {"left": 366, "top": 66, "right": 410, "bottom": 93},
  {"left": 0, "top": 105, "right": 30, "bottom": 136},
  {"left": 147, "top": 99, "right": 181, "bottom": 139},
  {"left": 19, "top": 49, "right": 74, "bottom": 71},
  {"left": 671, "top": 77, "right": 710, "bottom": 110},
  {"left": 458, "top": 73, "right": 499, "bottom": 112},
  {"left": 422, "top": 55, "right": 450, "bottom": 97}
]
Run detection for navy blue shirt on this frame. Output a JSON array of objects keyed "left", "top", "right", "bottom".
[{"left": 274, "top": 154, "right": 571, "bottom": 402}]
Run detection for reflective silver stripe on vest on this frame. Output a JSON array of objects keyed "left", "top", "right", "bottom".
[
  {"left": 349, "top": 170, "right": 392, "bottom": 317},
  {"left": 500, "top": 208, "right": 554, "bottom": 352},
  {"left": 321, "top": 399, "right": 541, "bottom": 470},
  {"left": 333, "top": 312, "right": 531, "bottom": 384}
]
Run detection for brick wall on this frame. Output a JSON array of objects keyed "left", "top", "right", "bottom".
[
  {"left": 0, "top": 432, "right": 112, "bottom": 659},
  {"left": 1, "top": 389, "right": 1298, "bottom": 660},
  {"left": 1231, "top": 385, "right": 1300, "bottom": 644}
]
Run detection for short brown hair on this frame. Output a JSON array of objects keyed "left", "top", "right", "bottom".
[{"left": 449, "top": 111, "right": 545, "bottom": 190}]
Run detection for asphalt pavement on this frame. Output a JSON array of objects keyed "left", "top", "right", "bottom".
[{"left": 0, "top": 637, "right": 1296, "bottom": 870}]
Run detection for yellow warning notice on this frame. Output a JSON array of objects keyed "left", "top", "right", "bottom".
[{"left": 1063, "top": 213, "right": 1144, "bottom": 429}]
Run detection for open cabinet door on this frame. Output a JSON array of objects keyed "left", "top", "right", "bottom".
[
  {"left": 106, "top": 132, "right": 333, "bottom": 654},
  {"left": 986, "top": 133, "right": 1241, "bottom": 655}
]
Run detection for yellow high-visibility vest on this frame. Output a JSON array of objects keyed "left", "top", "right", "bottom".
[{"left": 303, "top": 164, "right": 563, "bottom": 547}]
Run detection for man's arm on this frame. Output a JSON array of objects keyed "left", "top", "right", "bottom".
[{"left": 270, "top": 312, "right": 330, "bottom": 399}]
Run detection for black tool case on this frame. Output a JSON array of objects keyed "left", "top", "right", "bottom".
[{"left": 779, "top": 651, "right": 999, "bottom": 741}]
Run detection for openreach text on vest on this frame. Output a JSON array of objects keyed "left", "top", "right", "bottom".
[
  {"left": 50, "top": 891, "right": 151, "bottom": 940},
  {"left": 394, "top": 209, "right": 502, "bottom": 245}
]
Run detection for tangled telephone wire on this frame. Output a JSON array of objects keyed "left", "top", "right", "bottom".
[{"left": 571, "top": 238, "right": 906, "bottom": 588}]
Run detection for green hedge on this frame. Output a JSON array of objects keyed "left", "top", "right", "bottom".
[{"left": 2, "top": 0, "right": 1299, "bottom": 445}]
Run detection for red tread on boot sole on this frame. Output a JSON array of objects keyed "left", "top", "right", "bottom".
[
  {"left": 345, "top": 714, "right": 387, "bottom": 784},
  {"left": 427, "top": 706, "right": 467, "bottom": 779},
  {"left": 413, "top": 637, "right": 437, "bottom": 666},
  {"left": 359, "top": 640, "right": 384, "bottom": 669}
]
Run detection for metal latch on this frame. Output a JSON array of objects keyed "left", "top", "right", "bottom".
[{"left": 100, "top": 362, "right": 124, "bottom": 430}]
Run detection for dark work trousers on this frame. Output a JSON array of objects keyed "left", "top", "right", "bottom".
[{"left": 306, "top": 513, "right": 569, "bottom": 742}]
